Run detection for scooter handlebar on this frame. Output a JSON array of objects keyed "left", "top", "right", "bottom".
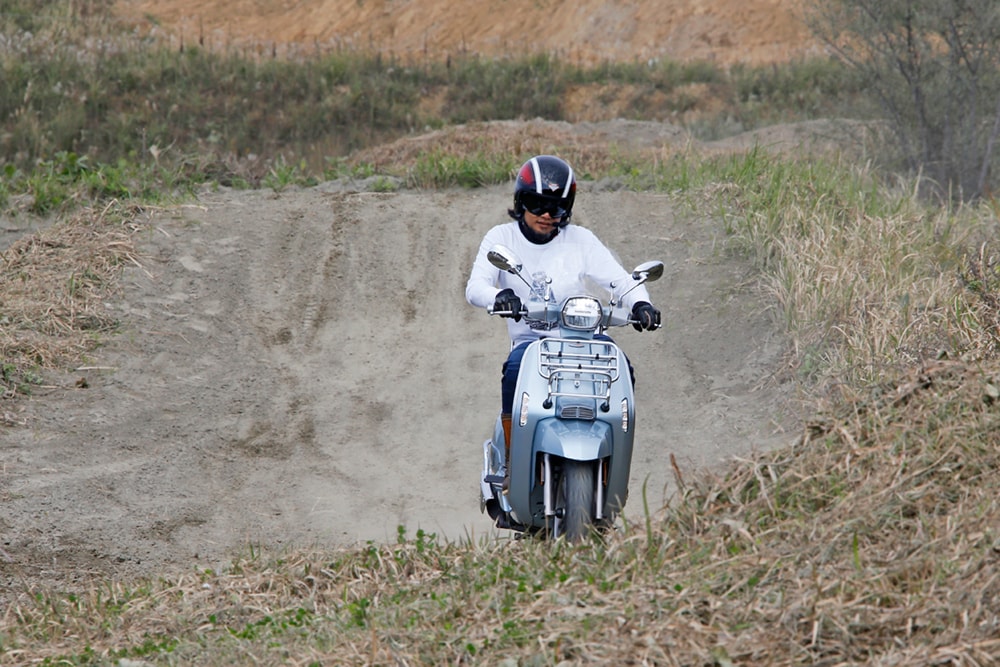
[
  {"left": 625, "top": 316, "right": 662, "bottom": 331},
  {"left": 487, "top": 307, "right": 527, "bottom": 318}
]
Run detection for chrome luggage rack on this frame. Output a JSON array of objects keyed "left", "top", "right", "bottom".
[{"left": 536, "top": 338, "right": 621, "bottom": 408}]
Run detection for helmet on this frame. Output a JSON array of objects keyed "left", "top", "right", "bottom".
[{"left": 511, "top": 155, "right": 576, "bottom": 228}]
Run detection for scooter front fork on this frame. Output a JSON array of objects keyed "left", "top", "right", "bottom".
[
  {"left": 541, "top": 454, "right": 607, "bottom": 522},
  {"left": 543, "top": 454, "right": 554, "bottom": 517},
  {"left": 595, "top": 459, "right": 606, "bottom": 521}
]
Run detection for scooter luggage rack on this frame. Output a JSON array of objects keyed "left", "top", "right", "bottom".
[{"left": 536, "top": 338, "right": 620, "bottom": 403}]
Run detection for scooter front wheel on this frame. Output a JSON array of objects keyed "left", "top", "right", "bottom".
[{"left": 553, "top": 460, "right": 596, "bottom": 542}]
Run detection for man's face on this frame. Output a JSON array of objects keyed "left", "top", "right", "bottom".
[{"left": 523, "top": 209, "right": 561, "bottom": 237}]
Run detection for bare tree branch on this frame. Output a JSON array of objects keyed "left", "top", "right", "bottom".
[{"left": 806, "top": 0, "right": 1000, "bottom": 201}]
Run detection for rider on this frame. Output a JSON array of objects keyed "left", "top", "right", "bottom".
[{"left": 465, "top": 155, "right": 661, "bottom": 483}]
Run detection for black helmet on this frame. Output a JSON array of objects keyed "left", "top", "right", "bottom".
[{"left": 511, "top": 155, "right": 576, "bottom": 228}]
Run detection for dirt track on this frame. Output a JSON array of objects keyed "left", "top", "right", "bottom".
[{"left": 0, "top": 131, "right": 793, "bottom": 581}]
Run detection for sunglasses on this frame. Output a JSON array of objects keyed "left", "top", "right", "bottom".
[{"left": 521, "top": 192, "right": 568, "bottom": 218}]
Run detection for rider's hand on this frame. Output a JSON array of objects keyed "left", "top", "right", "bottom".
[
  {"left": 631, "top": 301, "right": 661, "bottom": 331},
  {"left": 493, "top": 288, "right": 523, "bottom": 322}
]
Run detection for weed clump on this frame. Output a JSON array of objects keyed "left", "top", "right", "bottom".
[{"left": 0, "top": 202, "right": 140, "bottom": 399}]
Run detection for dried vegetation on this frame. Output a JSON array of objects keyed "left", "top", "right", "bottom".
[
  {"left": 4, "top": 356, "right": 1000, "bottom": 665},
  {"left": 0, "top": 202, "right": 141, "bottom": 407}
]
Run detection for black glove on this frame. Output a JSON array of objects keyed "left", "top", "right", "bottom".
[
  {"left": 631, "top": 301, "right": 661, "bottom": 331},
  {"left": 493, "top": 288, "right": 523, "bottom": 322}
]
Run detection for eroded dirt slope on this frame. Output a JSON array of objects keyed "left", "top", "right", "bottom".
[
  {"left": 1, "top": 165, "right": 791, "bottom": 584},
  {"left": 115, "top": 0, "right": 819, "bottom": 66},
  {"left": 3, "top": 0, "right": 817, "bottom": 585}
]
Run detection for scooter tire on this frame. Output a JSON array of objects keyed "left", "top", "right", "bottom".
[{"left": 556, "top": 460, "right": 596, "bottom": 542}]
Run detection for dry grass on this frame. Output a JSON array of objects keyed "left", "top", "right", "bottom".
[
  {"left": 677, "top": 357, "right": 1000, "bottom": 665},
  {"left": 4, "top": 358, "right": 999, "bottom": 664},
  {"left": 708, "top": 150, "right": 1000, "bottom": 391},
  {"left": 0, "top": 201, "right": 142, "bottom": 402},
  {"left": 348, "top": 118, "right": 692, "bottom": 182}
]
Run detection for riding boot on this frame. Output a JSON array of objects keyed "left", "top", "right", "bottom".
[{"left": 501, "top": 413, "right": 512, "bottom": 493}]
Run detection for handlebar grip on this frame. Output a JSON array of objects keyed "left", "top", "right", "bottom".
[
  {"left": 627, "top": 316, "right": 662, "bottom": 331},
  {"left": 488, "top": 308, "right": 522, "bottom": 317}
]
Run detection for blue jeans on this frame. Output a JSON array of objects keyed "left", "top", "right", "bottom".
[{"left": 500, "top": 335, "right": 633, "bottom": 414}]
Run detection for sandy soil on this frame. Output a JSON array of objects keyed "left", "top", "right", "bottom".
[{"left": 1, "top": 129, "right": 794, "bottom": 587}]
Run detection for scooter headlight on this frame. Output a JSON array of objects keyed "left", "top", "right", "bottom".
[{"left": 561, "top": 297, "right": 602, "bottom": 331}]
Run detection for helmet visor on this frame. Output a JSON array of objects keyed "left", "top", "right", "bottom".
[{"left": 521, "top": 192, "right": 568, "bottom": 218}]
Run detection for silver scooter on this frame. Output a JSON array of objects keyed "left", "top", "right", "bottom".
[{"left": 479, "top": 244, "right": 663, "bottom": 541}]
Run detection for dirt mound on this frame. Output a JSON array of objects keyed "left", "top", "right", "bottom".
[{"left": 114, "top": 0, "right": 820, "bottom": 66}]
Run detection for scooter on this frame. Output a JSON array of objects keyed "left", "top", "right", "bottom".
[{"left": 479, "top": 244, "right": 663, "bottom": 541}]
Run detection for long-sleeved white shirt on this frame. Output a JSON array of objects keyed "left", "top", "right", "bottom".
[{"left": 466, "top": 222, "right": 652, "bottom": 346}]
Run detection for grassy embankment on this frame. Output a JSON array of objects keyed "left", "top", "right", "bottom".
[
  {"left": 4, "top": 2, "right": 1000, "bottom": 665},
  {"left": 0, "top": 0, "right": 862, "bottom": 212}
]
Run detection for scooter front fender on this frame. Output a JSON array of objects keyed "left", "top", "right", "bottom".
[
  {"left": 507, "top": 418, "right": 615, "bottom": 525},
  {"left": 533, "top": 419, "right": 613, "bottom": 461}
]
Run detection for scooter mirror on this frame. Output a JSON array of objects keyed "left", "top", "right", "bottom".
[
  {"left": 487, "top": 245, "right": 523, "bottom": 275},
  {"left": 632, "top": 260, "right": 664, "bottom": 282}
]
